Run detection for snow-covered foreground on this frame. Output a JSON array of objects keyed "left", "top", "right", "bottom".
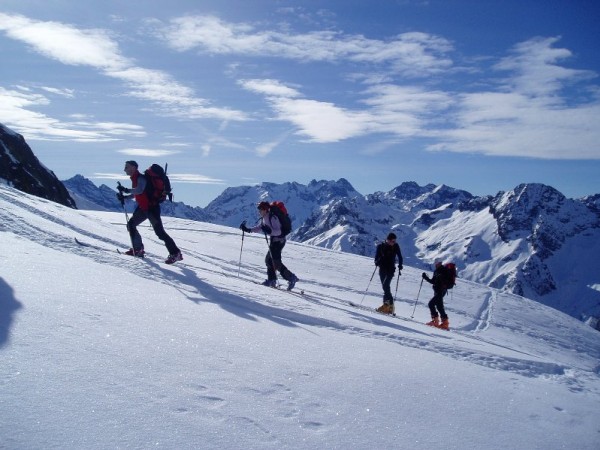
[{"left": 1, "top": 185, "right": 599, "bottom": 450}]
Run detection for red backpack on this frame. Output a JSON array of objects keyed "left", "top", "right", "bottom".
[
  {"left": 144, "top": 164, "right": 172, "bottom": 205},
  {"left": 269, "top": 201, "right": 292, "bottom": 236},
  {"left": 443, "top": 263, "right": 457, "bottom": 289}
]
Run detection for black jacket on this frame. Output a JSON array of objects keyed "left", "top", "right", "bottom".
[
  {"left": 424, "top": 265, "right": 448, "bottom": 294},
  {"left": 375, "top": 242, "right": 403, "bottom": 272}
]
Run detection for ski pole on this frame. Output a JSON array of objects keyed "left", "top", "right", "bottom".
[
  {"left": 164, "top": 162, "right": 173, "bottom": 202},
  {"left": 237, "top": 229, "right": 245, "bottom": 277},
  {"left": 121, "top": 205, "right": 136, "bottom": 252},
  {"left": 392, "top": 270, "right": 401, "bottom": 315},
  {"left": 360, "top": 266, "right": 378, "bottom": 305},
  {"left": 411, "top": 278, "right": 424, "bottom": 318},
  {"left": 117, "top": 182, "right": 135, "bottom": 252},
  {"left": 393, "top": 270, "right": 401, "bottom": 302}
]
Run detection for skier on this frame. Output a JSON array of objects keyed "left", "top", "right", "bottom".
[
  {"left": 240, "top": 201, "right": 299, "bottom": 290},
  {"left": 422, "top": 260, "right": 450, "bottom": 329},
  {"left": 374, "top": 232, "right": 403, "bottom": 314},
  {"left": 117, "top": 160, "right": 183, "bottom": 264}
]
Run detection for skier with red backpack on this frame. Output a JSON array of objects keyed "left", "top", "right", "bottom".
[
  {"left": 240, "top": 201, "right": 299, "bottom": 290},
  {"left": 117, "top": 160, "right": 182, "bottom": 264},
  {"left": 422, "top": 259, "right": 456, "bottom": 329}
]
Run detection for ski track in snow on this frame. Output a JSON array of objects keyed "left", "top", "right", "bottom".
[
  {"left": 461, "top": 288, "right": 496, "bottom": 332},
  {"left": 1, "top": 194, "right": 596, "bottom": 395}
]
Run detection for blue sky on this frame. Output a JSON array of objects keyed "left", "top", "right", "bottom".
[{"left": 1, "top": 0, "right": 599, "bottom": 207}]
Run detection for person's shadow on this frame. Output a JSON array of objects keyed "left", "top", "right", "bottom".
[{"left": 0, "top": 277, "right": 22, "bottom": 348}]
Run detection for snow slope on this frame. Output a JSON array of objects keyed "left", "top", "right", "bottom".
[{"left": 0, "top": 184, "right": 598, "bottom": 449}]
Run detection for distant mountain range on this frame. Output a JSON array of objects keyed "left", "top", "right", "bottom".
[{"left": 1, "top": 122, "right": 599, "bottom": 329}]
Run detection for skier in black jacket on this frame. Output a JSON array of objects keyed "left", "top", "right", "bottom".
[
  {"left": 374, "top": 232, "right": 403, "bottom": 314},
  {"left": 422, "top": 260, "right": 450, "bottom": 329}
]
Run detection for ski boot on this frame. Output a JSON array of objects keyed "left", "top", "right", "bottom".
[
  {"left": 125, "top": 248, "right": 145, "bottom": 258},
  {"left": 261, "top": 279, "right": 277, "bottom": 288},
  {"left": 287, "top": 274, "right": 299, "bottom": 291},
  {"left": 438, "top": 318, "right": 450, "bottom": 330},
  {"left": 426, "top": 317, "right": 440, "bottom": 327},
  {"left": 376, "top": 303, "right": 393, "bottom": 314},
  {"left": 165, "top": 251, "right": 183, "bottom": 264}
]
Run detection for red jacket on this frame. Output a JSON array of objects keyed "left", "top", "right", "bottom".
[{"left": 130, "top": 170, "right": 150, "bottom": 211}]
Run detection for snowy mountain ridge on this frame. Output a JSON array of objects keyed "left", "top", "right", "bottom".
[{"left": 63, "top": 174, "right": 210, "bottom": 222}]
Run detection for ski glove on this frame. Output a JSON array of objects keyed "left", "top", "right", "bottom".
[
  {"left": 239, "top": 221, "right": 251, "bottom": 233},
  {"left": 422, "top": 272, "right": 430, "bottom": 281},
  {"left": 261, "top": 224, "right": 272, "bottom": 235}
]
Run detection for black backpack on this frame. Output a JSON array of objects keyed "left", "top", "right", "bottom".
[
  {"left": 269, "top": 201, "right": 292, "bottom": 236},
  {"left": 144, "top": 163, "right": 172, "bottom": 204}
]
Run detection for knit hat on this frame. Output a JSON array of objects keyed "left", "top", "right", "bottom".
[
  {"left": 386, "top": 232, "right": 397, "bottom": 241},
  {"left": 257, "top": 201, "right": 270, "bottom": 211}
]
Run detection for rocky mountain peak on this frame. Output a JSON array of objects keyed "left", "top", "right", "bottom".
[
  {"left": 0, "top": 123, "right": 75, "bottom": 208},
  {"left": 389, "top": 181, "right": 436, "bottom": 200},
  {"left": 490, "top": 183, "right": 593, "bottom": 245}
]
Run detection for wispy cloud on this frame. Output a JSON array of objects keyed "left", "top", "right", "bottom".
[
  {"left": 494, "top": 36, "right": 596, "bottom": 98},
  {"left": 93, "top": 172, "right": 226, "bottom": 185},
  {"left": 239, "top": 79, "right": 451, "bottom": 143},
  {"left": 239, "top": 37, "right": 600, "bottom": 159},
  {"left": 0, "top": 12, "right": 248, "bottom": 131},
  {"left": 117, "top": 148, "right": 181, "bottom": 157},
  {"left": 2, "top": 12, "right": 598, "bottom": 161},
  {"left": 168, "top": 174, "right": 226, "bottom": 184},
  {"left": 155, "top": 15, "right": 453, "bottom": 76},
  {"left": 432, "top": 37, "right": 600, "bottom": 159},
  {"left": 106, "top": 66, "right": 247, "bottom": 121},
  {"left": 0, "top": 87, "right": 145, "bottom": 141},
  {"left": 0, "top": 13, "right": 128, "bottom": 69},
  {"left": 39, "top": 86, "right": 75, "bottom": 98},
  {"left": 255, "top": 130, "right": 293, "bottom": 157},
  {"left": 240, "top": 79, "right": 301, "bottom": 98},
  {"left": 92, "top": 173, "right": 127, "bottom": 181}
]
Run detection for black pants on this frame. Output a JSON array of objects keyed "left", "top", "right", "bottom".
[
  {"left": 128, "top": 205, "right": 179, "bottom": 255},
  {"left": 379, "top": 269, "right": 395, "bottom": 303},
  {"left": 265, "top": 239, "right": 293, "bottom": 281},
  {"left": 428, "top": 289, "right": 448, "bottom": 320}
]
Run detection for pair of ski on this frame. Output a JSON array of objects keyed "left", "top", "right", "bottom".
[
  {"left": 347, "top": 301, "right": 448, "bottom": 330},
  {"left": 348, "top": 301, "right": 403, "bottom": 319},
  {"left": 252, "top": 280, "right": 305, "bottom": 297},
  {"left": 75, "top": 238, "right": 149, "bottom": 260}
]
